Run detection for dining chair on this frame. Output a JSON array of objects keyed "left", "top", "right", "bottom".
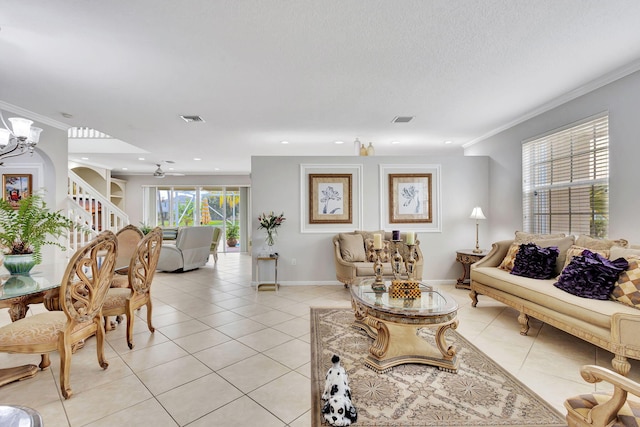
[
  {"left": 102, "top": 227, "right": 162, "bottom": 349},
  {"left": 112, "top": 224, "right": 144, "bottom": 285},
  {"left": 0, "top": 231, "right": 117, "bottom": 399}
]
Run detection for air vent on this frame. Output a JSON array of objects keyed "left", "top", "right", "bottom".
[
  {"left": 180, "top": 115, "right": 205, "bottom": 123},
  {"left": 392, "top": 116, "right": 414, "bottom": 123}
]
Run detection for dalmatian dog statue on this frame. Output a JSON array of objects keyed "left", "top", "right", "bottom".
[{"left": 322, "top": 355, "right": 358, "bottom": 426}]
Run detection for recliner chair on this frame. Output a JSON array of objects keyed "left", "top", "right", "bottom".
[{"left": 156, "top": 226, "right": 215, "bottom": 272}]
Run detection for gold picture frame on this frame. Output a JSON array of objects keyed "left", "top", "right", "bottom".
[
  {"left": 3, "top": 174, "right": 32, "bottom": 209},
  {"left": 309, "top": 173, "right": 352, "bottom": 224},
  {"left": 389, "top": 173, "right": 432, "bottom": 223}
]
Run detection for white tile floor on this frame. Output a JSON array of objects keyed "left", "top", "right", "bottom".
[{"left": 0, "top": 253, "right": 638, "bottom": 426}]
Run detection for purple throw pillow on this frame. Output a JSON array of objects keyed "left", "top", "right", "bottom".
[
  {"left": 554, "top": 249, "right": 629, "bottom": 300},
  {"left": 511, "top": 243, "right": 560, "bottom": 280}
]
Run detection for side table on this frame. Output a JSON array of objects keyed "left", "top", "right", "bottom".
[
  {"left": 455, "top": 249, "right": 488, "bottom": 289},
  {"left": 256, "top": 255, "right": 279, "bottom": 292}
]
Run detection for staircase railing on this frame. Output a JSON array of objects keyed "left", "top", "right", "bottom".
[{"left": 66, "top": 170, "right": 129, "bottom": 253}]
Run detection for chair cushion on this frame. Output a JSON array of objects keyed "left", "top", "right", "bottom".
[
  {"left": 110, "top": 274, "right": 130, "bottom": 288},
  {"left": 565, "top": 392, "right": 640, "bottom": 427},
  {"left": 0, "top": 312, "right": 69, "bottom": 347},
  {"left": 339, "top": 233, "right": 366, "bottom": 262},
  {"left": 102, "top": 288, "right": 132, "bottom": 311}
]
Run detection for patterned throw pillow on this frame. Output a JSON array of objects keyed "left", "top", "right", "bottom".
[
  {"left": 562, "top": 245, "right": 610, "bottom": 270},
  {"left": 510, "top": 243, "right": 559, "bottom": 280},
  {"left": 611, "top": 258, "right": 640, "bottom": 309},
  {"left": 554, "top": 250, "right": 629, "bottom": 300},
  {"left": 365, "top": 239, "right": 391, "bottom": 262},
  {"left": 498, "top": 243, "right": 521, "bottom": 272}
]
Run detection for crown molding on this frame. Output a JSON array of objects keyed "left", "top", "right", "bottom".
[
  {"left": 0, "top": 101, "right": 69, "bottom": 131},
  {"left": 463, "top": 58, "right": 640, "bottom": 149}
]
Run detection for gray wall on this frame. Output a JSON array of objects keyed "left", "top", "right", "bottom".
[
  {"left": 465, "top": 69, "right": 640, "bottom": 243},
  {"left": 251, "top": 155, "right": 489, "bottom": 285}
]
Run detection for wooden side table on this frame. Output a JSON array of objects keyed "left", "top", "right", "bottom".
[
  {"left": 256, "top": 255, "right": 279, "bottom": 292},
  {"left": 455, "top": 249, "right": 489, "bottom": 289}
]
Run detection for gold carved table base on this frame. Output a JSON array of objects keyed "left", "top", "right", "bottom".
[{"left": 352, "top": 305, "right": 459, "bottom": 374}]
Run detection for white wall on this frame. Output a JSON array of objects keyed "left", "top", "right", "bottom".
[
  {"left": 465, "top": 69, "right": 640, "bottom": 243},
  {"left": 251, "top": 155, "right": 489, "bottom": 285}
]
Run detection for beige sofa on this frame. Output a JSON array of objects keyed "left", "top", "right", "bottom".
[
  {"left": 470, "top": 235, "right": 640, "bottom": 375},
  {"left": 333, "top": 230, "right": 424, "bottom": 286}
]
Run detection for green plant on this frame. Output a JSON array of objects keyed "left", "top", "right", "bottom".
[
  {"left": 0, "top": 193, "right": 74, "bottom": 264},
  {"left": 226, "top": 222, "right": 239, "bottom": 240},
  {"left": 139, "top": 222, "right": 153, "bottom": 235}
]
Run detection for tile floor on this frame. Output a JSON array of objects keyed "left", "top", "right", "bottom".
[{"left": 0, "top": 253, "right": 638, "bottom": 426}]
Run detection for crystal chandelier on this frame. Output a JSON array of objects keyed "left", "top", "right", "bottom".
[{"left": 0, "top": 113, "right": 43, "bottom": 165}]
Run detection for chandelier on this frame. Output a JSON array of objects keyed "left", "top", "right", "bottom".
[{"left": 0, "top": 113, "right": 43, "bottom": 165}]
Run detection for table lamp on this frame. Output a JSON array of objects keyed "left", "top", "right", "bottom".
[{"left": 469, "top": 207, "right": 486, "bottom": 253}]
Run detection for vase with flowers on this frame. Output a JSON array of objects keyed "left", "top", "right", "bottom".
[{"left": 257, "top": 211, "right": 285, "bottom": 255}]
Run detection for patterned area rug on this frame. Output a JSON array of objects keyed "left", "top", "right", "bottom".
[{"left": 310, "top": 307, "right": 566, "bottom": 427}]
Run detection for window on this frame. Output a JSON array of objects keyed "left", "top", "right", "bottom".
[{"left": 522, "top": 114, "right": 609, "bottom": 237}]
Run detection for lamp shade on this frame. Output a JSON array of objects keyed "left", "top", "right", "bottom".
[
  {"left": 0, "top": 129, "right": 10, "bottom": 146},
  {"left": 8, "top": 117, "right": 33, "bottom": 138},
  {"left": 29, "top": 127, "right": 43, "bottom": 143},
  {"left": 469, "top": 207, "right": 486, "bottom": 220}
]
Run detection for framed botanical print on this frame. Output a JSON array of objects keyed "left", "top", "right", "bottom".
[
  {"left": 380, "top": 164, "right": 441, "bottom": 232},
  {"left": 309, "top": 173, "right": 352, "bottom": 224},
  {"left": 3, "top": 173, "right": 32, "bottom": 209},
  {"left": 388, "top": 173, "right": 432, "bottom": 223}
]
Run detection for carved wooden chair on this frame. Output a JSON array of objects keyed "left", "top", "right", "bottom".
[
  {"left": 102, "top": 227, "right": 162, "bottom": 349},
  {"left": 0, "top": 231, "right": 117, "bottom": 399},
  {"left": 112, "top": 224, "right": 144, "bottom": 285},
  {"left": 565, "top": 365, "right": 640, "bottom": 427}
]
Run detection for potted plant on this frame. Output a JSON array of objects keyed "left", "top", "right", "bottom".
[
  {"left": 139, "top": 222, "right": 153, "bottom": 235},
  {"left": 226, "top": 222, "right": 239, "bottom": 248},
  {"left": 0, "top": 193, "right": 74, "bottom": 274}
]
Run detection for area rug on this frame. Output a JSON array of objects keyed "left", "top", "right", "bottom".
[{"left": 310, "top": 307, "right": 566, "bottom": 427}]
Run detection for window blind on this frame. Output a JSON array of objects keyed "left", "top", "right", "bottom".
[{"left": 522, "top": 114, "right": 609, "bottom": 237}]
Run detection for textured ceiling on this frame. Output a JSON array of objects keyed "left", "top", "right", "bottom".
[{"left": 1, "top": 0, "right": 640, "bottom": 175}]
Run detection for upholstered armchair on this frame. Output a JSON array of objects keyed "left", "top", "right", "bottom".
[
  {"left": 565, "top": 364, "right": 640, "bottom": 426},
  {"left": 333, "top": 230, "right": 424, "bottom": 286},
  {"left": 156, "top": 226, "right": 214, "bottom": 272}
]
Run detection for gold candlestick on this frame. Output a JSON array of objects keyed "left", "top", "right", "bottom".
[
  {"left": 405, "top": 244, "right": 416, "bottom": 281},
  {"left": 372, "top": 248, "right": 386, "bottom": 291}
]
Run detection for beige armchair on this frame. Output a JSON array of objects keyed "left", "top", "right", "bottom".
[
  {"left": 565, "top": 365, "right": 640, "bottom": 427},
  {"left": 157, "top": 226, "right": 214, "bottom": 272},
  {"left": 333, "top": 230, "right": 424, "bottom": 286}
]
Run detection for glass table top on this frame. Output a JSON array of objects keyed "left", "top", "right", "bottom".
[{"left": 352, "top": 279, "right": 458, "bottom": 316}]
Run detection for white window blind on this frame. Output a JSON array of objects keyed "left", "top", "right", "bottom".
[{"left": 522, "top": 114, "right": 609, "bottom": 237}]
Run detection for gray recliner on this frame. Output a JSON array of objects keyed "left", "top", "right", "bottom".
[{"left": 156, "top": 226, "right": 215, "bottom": 272}]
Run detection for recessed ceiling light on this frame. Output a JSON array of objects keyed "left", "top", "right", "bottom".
[
  {"left": 122, "top": 168, "right": 128, "bottom": 171},
  {"left": 214, "top": 167, "right": 220, "bottom": 171},
  {"left": 81, "top": 157, "right": 89, "bottom": 160},
  {"left": 391, "top": 141, "right": 400, "bottom": 145},
  {"left": 193, "top": 157, "right": 201, "bottom": 161},
  {"left": 334, "top": 140, "right": 344, "bottom": 144},
  {"left": 138, "top": 157, "right": 145, "bottom": 161},
  {"left": 168, "top": 167, "right": 174, "bottom": 170},
  {"left": 444, "top": 140, "right": 453, "bottom": 145},
  {"left": 280, "top": 140, "right": 289, "bottom": 144}
]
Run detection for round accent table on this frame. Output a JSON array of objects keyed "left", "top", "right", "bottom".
[{"left": 455, "top": 249, "right": 489, "bottom": 290}]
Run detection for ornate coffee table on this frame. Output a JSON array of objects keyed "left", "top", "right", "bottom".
[{"left": 350, "top": 279, "right": 459, "bottom": 373}]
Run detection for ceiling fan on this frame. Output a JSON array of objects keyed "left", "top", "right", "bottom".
[{"left": 153, "top": 163, "right": 166, "bottom": 179}]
